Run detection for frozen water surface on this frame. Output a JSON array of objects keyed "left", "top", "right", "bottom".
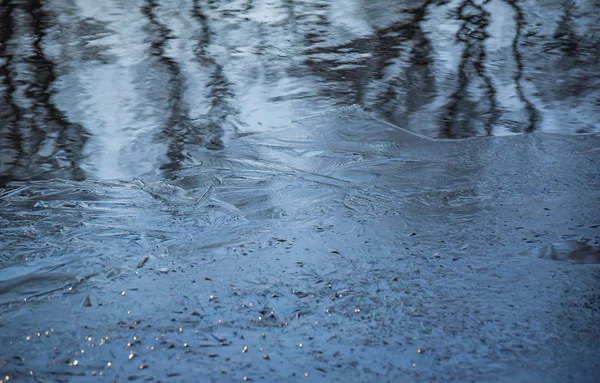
[
  {"left": 1, "top": 109, "right": 599, "bottom": 382},
  {"left": 1, "top": 0, "right": 600, "bottom": 382}
]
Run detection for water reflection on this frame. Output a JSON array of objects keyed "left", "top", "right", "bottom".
[
  {"left": 438, "top": 0, "right": 499, "bottom": 137},
  {"left": 0, "top": 0, "right": 598, "bottom": 184},
  {"left": 0, "top": 0, "right": 89, "bottom": 185}
]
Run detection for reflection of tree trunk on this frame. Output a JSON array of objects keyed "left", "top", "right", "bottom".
[
  {"left": 504, "top": 0, "right": 539, "bottom": 133},
  {"left": 440, "top": 0, "right": 499, "bottom": 138},
  {"left": 0, "top": 1, "right": 23, "bottom": 185},
  {"left": 300, "top": 1, "right": 438, "bottom": 128},
  {"left": 405, "top": 27, "right": 435, "bottom": 115},
  {"left": 191, "top": 0, "right": 235, "bottom": 147},
  {"left": 282, "top": 0, "right": 296, "bottom": 27},
  {"left": 298, "top": 0, "right": 366, "bottom": 105},
  {"left": 1, "top": 0, "right": 88, "bottom": 184},
  {"left": 304, "top": 38, "right": 368, "bottom": 106},
  {"left": 552, "top": 1, "right": 579, "bottom": 57},
  {"left": 141, "top": 0, "right": 235, "bottom": 173},
  {"left": 543, "top": 1, "right": 590, "bottom": 101},
  {"left": 28, "top": 0, "right": 88, "bottom": 180},
  {"left": 142, "top": 0, "right": 191, "bottom": 172},
  {"left": 375, "top": 1, "right": 435, "bottom": 124}
]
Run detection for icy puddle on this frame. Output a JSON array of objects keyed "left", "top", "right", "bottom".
[{"left": 1, "top": 109, "right": 599, "bottom": 382}]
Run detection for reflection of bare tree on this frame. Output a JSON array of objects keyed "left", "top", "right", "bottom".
[
  {"left": 281, "top": 0, "right": 296, "bottom": 27},
  {"left": 142, "top": 0, "right": 197, "bottom": 172},
  {"left": 191, "top": 0, "right": 236, "bottom": 148},
  {"left": 551, "top": 2, "right": 579, "bottom": 57},
  {"left": 0, "top": 1, "right": 22, "bottom": 185},
  {"left": 1, "top": 0, "right": 596, "bottom": 185},
  {"left": 295, "top": 1, "right": 439, "bottom": 133},
  {"left": 301, "top": 2, "right": 437, "bottom": 108},
  {"left": 298, "top": 0, "right": 387, "bottom": 107},
  {"left": 404, "top": 5, "right": 436, "bottom": 116},
  {"left": 371, "top": 1, "right": 436, "bottom": 124},
  {"left": 304, "top": 38, "right": 369, "bottom": 106},
  {"left": 543, "top": 1, "right": 599, "bottom": 101},
  {"left": 439, "top": 0, "right": 499, "bottom": 138},
  {"left": 0, "top": 0, "right": 88, "bottom": 186},
  {"left": 504, "top": 0, "right": 539, "bottom": 133},
  {"left": 141, "top": 0, "right": 236, "bottom": 173}
]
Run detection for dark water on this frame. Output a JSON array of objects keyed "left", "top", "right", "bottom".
[
  {"left": 1, "top": 0, "right": 599, "bottom": 185},
  {"left": 1, "top": 1, "right": 600, "bottom": 382}
]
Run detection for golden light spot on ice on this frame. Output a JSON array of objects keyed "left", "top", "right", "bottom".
[
  {"left": 107, "top": 362, "right": 112, "bottom": 367},
  {"left": 179, "top": 328, "right": 183, "bottom": 333},
  {"left": 242, "top": 345, "right": 248, "bottom": 353},
  {"left": 299, "top": 344, "right": 303, "bottom": 348},
  {"left": 417, "top": 349, "right": 422, "bottom": 354},
  {"left": 26, "top": 336, "right": 30, "bottom": 341},
  {"left": 129, "top": 353, "right": 135, "bottom": 360},
  {"left": 184, "top": 343, "right": 189, "bottom": 347},
  {"left": 72, "top": 360, "right": 78, "bottom": 366},
  {"left": 354, "top": 308, "right": 360, "bottom": 313},
  {"left": 127, "top": 311, "right": 131, "bottom": 315},
  {"left": 304, "top": 373, "right": 309, "bottom": 377},
  {"left": 243, "top": 377, "right": 249, "bottom": 381},
  {"left": 121, "top": 291, "right": 125, "bottom": 296}
]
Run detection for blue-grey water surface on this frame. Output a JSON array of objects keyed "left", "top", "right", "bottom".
[{"left": 1, "top": 1, "right": 599, "bottom": 382}]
